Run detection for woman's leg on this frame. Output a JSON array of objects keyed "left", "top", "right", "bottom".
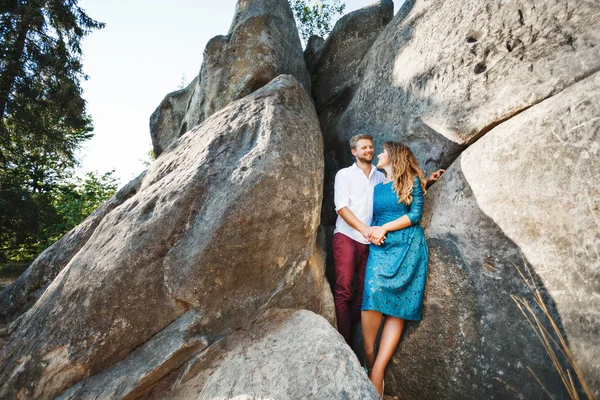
[
  {"left": 370, "top": 316, "right": 405, "bottom": 396},
  {"left": 361, "top": 310, "right": 383, "bottom": 371}
]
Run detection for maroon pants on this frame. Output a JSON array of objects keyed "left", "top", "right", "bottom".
[{"left": 332, "top": 232, "right": 369, "bottom": 345}]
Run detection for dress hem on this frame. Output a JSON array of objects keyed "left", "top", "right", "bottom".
[{"left": 360, "top": 307, "right": 422, "bottom": 321}]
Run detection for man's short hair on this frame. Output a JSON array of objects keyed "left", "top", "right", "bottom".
[{"left": 349, "top": 134, "right": 373, "bottom": 150}]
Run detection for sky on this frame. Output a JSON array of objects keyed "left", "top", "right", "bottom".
[{"left": 77, "top": 0, "right": 394, "bottom": 185}]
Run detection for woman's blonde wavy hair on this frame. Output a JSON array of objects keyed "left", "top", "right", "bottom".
[{"left": 384, "top": 141, "right": 427, "bottom": 205}]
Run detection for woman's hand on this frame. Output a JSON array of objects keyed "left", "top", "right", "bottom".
[
  {"left": 426, "top": 169, "right": 446, "bottom": 186},
  {"left": 370, "top": 226, "right": 387, "bottom": 245}
]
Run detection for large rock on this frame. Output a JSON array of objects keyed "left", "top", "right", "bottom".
[
  {"left": 0, "top": 171, "right": 145, "bottom": 328},
  {"left": 150, "top": 0, "right": 310, "bottom": 157},
  {"left": 303, "top": 35, "right": 325, "bottom": 66},
  {"left": 149, "top": 77, "right": 198, "bottom": 158},
  {"left": 306, "top": 0, "right": 393, "bottom": 116},
  {"left": 0, "top": 75, "right": 330, "bottom": 399},
  {"left": 396, "top": 70, "right": 600, "bottom": 398},
  {"left": 59, "top": 309, "right": 377, "bottom": 399},
  {"left": 312, "top": 3, "right": 600, "bottom": 395},
  {"left": 328, "top": 0, "right": 600, "bottom": 172}
]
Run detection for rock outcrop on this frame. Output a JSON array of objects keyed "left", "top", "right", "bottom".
[
  {"left": 2, "top": 0, "right": 599, "bottom": 397},
  {"left": 303, "top": 35, "right": 325, "bottom": 66},
  {"left": 0, "top": 75, "right": 331, "bottom": 399},
  {"left": 0, "top": 172, "right": 146, "bottom": 327},
  {"left": 323, "top": 0, "right": 600, "bottom": 171},
  {"left": 305, "top": 0, "right": 600, "bottom": 397},
  {"left": 149, "top": 78, "right": 198, "bottom": 158},
  {"left": 306, "top": 0, "right": 393, "bottom": 115},
  {"left": 59, "top": 309, "right": 378, "bottom": 400},
  {"left": 419, "top": 71, "right": 600, "bottom": 397},
  {"left": 150, "top": 0, "right": 310, "bottom": 157}
]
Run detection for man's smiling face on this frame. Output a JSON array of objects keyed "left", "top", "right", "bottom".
[{"left": 352, "top": 138, "right": 374, "bottom": 163}]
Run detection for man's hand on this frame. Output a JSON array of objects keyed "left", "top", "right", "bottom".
[
  {"left": 427, "top": 169, "right": 446, "bottom": 185},
  {"left": 370, "top": 226, "right": 387, "bottom": 245},
  {"left": 362, "top": 226, "right": 376, "bottom": 241}
]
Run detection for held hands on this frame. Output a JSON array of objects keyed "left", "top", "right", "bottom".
[
  {"left": 364, "top": 226, "right": 386, "bottom": 245},
  {"left": 361, "top": 227, "right": 376, "bottom": 241},
  {"left": 370, "top": 226, "right": 387, "bottom": 245}
]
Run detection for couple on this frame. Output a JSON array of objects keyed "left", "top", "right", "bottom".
[{"left": 333, "top": 134, "right": 444, "bottom": 396}]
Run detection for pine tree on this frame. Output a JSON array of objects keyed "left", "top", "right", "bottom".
[
  {"left": 0, "top": 0, "right": 104, "bottom": 264},
  {"left": 0, "top": 0, "right": 104, "bottom": 161}
]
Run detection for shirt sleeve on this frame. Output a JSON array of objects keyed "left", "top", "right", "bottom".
[
  {"left": 334, "top": 170, "right": 350, "bottom": 212},
  {"left": 406, "top": 177, "right": 424, "bottom": 225}
]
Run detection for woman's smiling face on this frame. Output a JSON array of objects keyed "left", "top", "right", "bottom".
[{"left": 377, "top": 148, "right": 390, "bottom": 169}]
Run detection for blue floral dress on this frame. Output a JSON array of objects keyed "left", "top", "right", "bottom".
[{"left": 361, "top": 176, "right": 429, "bottom": 320}]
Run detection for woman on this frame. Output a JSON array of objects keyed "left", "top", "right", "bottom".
[{"left": 361, "top": 142, "right": 429, "bottom": 397}]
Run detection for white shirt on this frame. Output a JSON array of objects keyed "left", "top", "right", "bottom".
[{"left": 334, "top": 163, "right": 386, "bottom": 244}]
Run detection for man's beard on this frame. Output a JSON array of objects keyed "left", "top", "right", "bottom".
[{"left": 357, "top": 154, "right": 373, "bottom": 164}]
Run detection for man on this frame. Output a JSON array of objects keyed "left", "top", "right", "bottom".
[{"left": 333, "top": 134, "right": 444, "bottom": 345}]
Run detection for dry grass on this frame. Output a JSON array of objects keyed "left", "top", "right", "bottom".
[{"left": 509, "top": 261, "right": 596, "bottom": 400}]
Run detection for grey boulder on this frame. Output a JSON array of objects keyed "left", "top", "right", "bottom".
[
  {"left": 150, "top": 0, "right": 310, "bottom": 157},
  {"left": 329, "top": 0, "right": 600, "bottom": 171},
  {"left": 67, "top": 309, "right": 378, "bottom": 400},
  {"left": 149, "top": 77, "right": 198, "bottom": 158},
  {"left": 404, "top": 70, "right": 600, "bottom": 398},
  {"left": 306, "top": 0, "right": 393, "bottom": 116},
  {"left": 0, "top": 171, "right": 146, "bottom": 328},
  {"left": 0, "top": 75, "right": 328, "bottom": 399}
]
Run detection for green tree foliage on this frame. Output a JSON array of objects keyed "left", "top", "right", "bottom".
[
  {"left": 0, "top": 170, "right": 118, "bottom": 266},
  {"left": 0, "top": 0, "right": 104, "bottom": 160},
  {"left": 51, "top": 171, "right": 118, "bottom": 239},
  {"left": 0, "top": 1, "right": 105, "bottom": 270},
  {"left": 288, "top": 0, "right": 346, "bottom": 43}
]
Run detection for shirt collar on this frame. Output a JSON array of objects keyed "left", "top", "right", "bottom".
[{"left": 352, "top": 163, "right": 377, "bottom": 179}]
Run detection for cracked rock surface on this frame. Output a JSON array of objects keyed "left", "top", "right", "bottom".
[
  {"left": 140, "top": 309, "right": 379, "bottom": 400},
  {"left": 420, "top": 71, "right": 600, "bottom": 398},
  {"left": 319, "top": 0, "right": 600, "bottom": 174},
  {"left": 150, "top": 0, "right": 310, "bottom": 157},
  {"left": 306, "top": 0, "right": 600, "bottom": 397},
  {"left": 2, "top": 0, "right": 599, "bottom": 398},
  {"left": 0, "top": 75, "right": 330, "bottom": 399}
]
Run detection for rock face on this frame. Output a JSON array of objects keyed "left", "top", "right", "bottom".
[
  {"left": 2, "top": 0, "right": 599, "bottom": 397},
  {"left": 303, "top": 35, "right": 325, "bottom": 66},
  {"left": 171, "top": 309, "right": 378, "bottom": 400},
  {"left": 305, "top": 0, "right": 600, "bottom": 397},
  {"left": 149, "top": 77, "right": 198, "bottom": 158},
  {"left": 150, "top": 0, "right": 310, "bottom": 157},
  {"left": 0, "top": 75, "right": 331, "bottom": 399},
  {"left": 59, "top": 309, "right": 378, "bottom": 400},
  {"left": 320, "top": 0, "right": 600, "bottom": 172},
  {"left": 306, "top": 0, "right": 393, "bottom": 116},
  {"left": 419, "top": 71, "right": 600, "bottom": 398},
  {"left": 0, "top": 172, "right": 145, "bottom": 327}
]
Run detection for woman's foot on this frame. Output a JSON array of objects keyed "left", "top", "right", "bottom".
[{"left": 369, "top": 366, "right": 385, "bottom": 397}]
